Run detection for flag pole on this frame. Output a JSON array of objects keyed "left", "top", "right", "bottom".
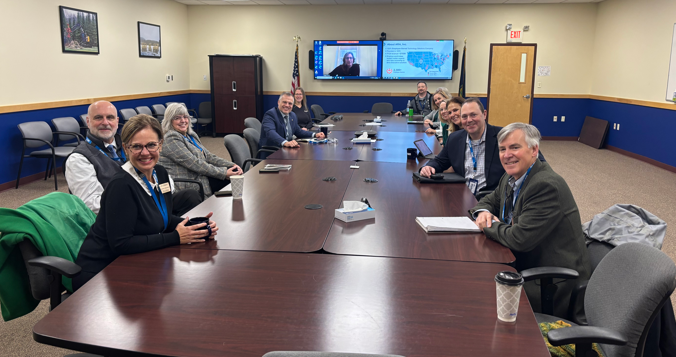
[{"left": 291, "top": 36, "right": 301, "bottom": 92}]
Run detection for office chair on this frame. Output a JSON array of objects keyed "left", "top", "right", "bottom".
[
  {"left": 152, "top": 104, "right": 166, "bottom": 122},
  {"left": 244, "top": 117, "right": 262, "bottom": 133},
  {"left": 15, "top": 121, "right": 79, "bottom": 190},
  {"left": 78, "top": 114, "right": 89, "bottom": 135},
  {"left": 135, "top": 106, "right": 155, "bottom": 118},
  {"left": 263, "top": 353, "right": 404, "bottom": 357},
  {"left": 311, "top": 104, "right": 335, "bottom": 121},
  {"left": 197, "top": 101, "right": 215, "bottom": 137},
  {"left": 51, "top": 117, "right": 85, "bottom": 147},
  {"left": 242, "top": 128, "right": 279, "bottom": 159},
  {"left": 224, "top": 134, "right": 274, "bottom": 172},
  {"left": 370, "top": 102, "right": 394, "bottom": 115},
  {"left": 118, "top": 108, "right": 138, "bottom": 127},
  {"left": 172, "top": 178, "right": 205, "bottom": 201},
  {"left": 531, "top": 243, "right": 676, "bottom": 357}
]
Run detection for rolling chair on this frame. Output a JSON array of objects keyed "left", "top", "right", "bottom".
[
  {"left": 311, "top": 104, "right": 335, "bottom": 121},
  {"left": 118, "top": 108, "right": 138, "bottom": 127},
  {"left": 369, "top": 103, "right": 394, "bottom": 115},
  {"left": 152, "top": 104, "right": 166, "bottom": 122},
  {"left": 242, "top": 128, "right": 279, "bottom": 159},
  {"left": 196, "top": 101, "right": 214, "bottom": 137},
  {"left": 15, "top": 122, "right": 79, "bottom": 190},
  {"left": 78, "top": 114, "right": 89, "bottom": 135},
  {"left": 135, "top": 106, "right": 156, "bottom": 119},
  {"left": 244, "top": 117, "right": 262, "bottom": 133},
  {"left": 528, "top": 243, "right": 676, "bottom": 357},
  {"left": 51, "top": 117, "right": 85, "bottom": 148},
  {"left": 224, "top": 135, "right": 275, "bottom": 173}
]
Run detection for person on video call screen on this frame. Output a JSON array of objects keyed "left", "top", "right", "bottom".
[{"left": 329, "top": 52, "right": 360, "bottom": 77}]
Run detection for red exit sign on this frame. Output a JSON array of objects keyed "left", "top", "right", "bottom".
[{"left": 508, "top": 30, "right": 523, "bottom": 42}]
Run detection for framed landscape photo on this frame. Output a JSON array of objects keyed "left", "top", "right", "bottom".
[
  {"left": 138, "top": 22, "right": 161, "bottom": 58},
  {"left": 59, "top": 6, "right": 99, "bottom": 55}
]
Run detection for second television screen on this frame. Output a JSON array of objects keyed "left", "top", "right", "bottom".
[
  {"left": 382, "top": 40, "right": 454, "bottom": 80},
  {"left": 314, "top": 40, "right": 382, "bottom": 80}
]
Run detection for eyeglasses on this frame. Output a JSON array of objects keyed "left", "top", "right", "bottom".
[
  {"left": 127, "top": 142, "right": 161, "bottom": 154},
  {"left": 172, "top": 115, "right": 190, "bottom": 121},
  {"left": 461, "top": 112, "right": 480, "bottom": 120}
]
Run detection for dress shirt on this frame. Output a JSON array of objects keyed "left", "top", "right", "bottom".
[
  {"left": 280, "top": 112, "right": 315, "bottom": 146},
  {"left": 464, "top": 126, "right": 488, "bottom": 192},
  {"left": 65, "top": 141, "right": 119, "bottom": 214}
]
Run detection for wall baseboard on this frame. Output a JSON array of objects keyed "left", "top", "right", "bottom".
[
  {"left": 606, "top": 145, "right": 676, "bottom": 174},
  {"left": 0, "top": 168, "right": 64, "bottom": 193},
  {"left": 542, "top": 136, "right": 578, "bottom": 141}
]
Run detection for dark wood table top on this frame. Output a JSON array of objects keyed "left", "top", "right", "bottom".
[
  {"left": 266, "top": 131, "right": 364, "bottom": 161},
  {"left": 322, "top": 113, "right": 429, "bottom": 132},
  {"left": 357, "top": 131, "right": 443, "bottom": 163},
  {"left": 324, "top": 161, "right": 515, "bottom": 263},
  {"left": 183, "top": 159, "right": 354, "bottom": 252},
  {"left": 34, "top": 249, "right": 548, "bottom": 357}
]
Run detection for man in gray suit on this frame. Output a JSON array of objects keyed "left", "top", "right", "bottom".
[{"left": 470, "top": 122, "right": 591, "bottom": 318}]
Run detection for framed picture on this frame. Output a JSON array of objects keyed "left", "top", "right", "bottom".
[
  {"left": 59, "top": 6, "right": 99, "bottom": 55},
  {"left": 138, "top": 22, "right": 161, "bottom": 58}
]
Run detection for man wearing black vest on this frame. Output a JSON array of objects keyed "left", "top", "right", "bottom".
[
  {"left": 65, "top": 101, "right": 199, "bottom": 215},
  {"left": 394, "top": 81, "right": 433, "bottom": 117}
]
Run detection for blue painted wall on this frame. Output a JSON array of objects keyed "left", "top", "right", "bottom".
[{"left": 3, "top": 93, "right": 675, "bottom": 187}]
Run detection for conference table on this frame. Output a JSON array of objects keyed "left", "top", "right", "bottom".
[{"left": 32, "top": 112, "right": 549, "bottom": 357}]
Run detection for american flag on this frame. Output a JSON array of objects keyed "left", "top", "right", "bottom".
[{"left": 291, "top": 44, "right": 300, "bottom": 92}]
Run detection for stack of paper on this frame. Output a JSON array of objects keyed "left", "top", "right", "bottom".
[
  {"left": 415, "top": 217, "right": 481, "bottom": 233},
  {"left": 264, "top": 164, "right": 292, "bottom": 171},
  {"left": 365, "top": 122, "right": 383, "bottom": 126}
]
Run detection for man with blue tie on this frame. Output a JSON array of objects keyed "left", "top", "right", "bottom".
[
  {"left": 258, "top": 92, "right": 325, "bottom": 158},
  {"left": 65, "top": 101, "right": 199, "bottom": 215}
]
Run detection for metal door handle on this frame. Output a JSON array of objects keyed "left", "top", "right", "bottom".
[
  {"left": 233, "top": 100, "right": 238, "bottom": 110},
  {"left": 523, "top": 94, "right": 531, "bottom": 99},
  {"left": 232, "top": 81, "right": 237, "bottom": 91}
]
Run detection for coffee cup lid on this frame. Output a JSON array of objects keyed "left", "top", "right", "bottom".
[{"left": 495, "top": 271, "right": 524, "bottom": 286}]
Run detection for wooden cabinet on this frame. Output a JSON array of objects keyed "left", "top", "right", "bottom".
[{"left": 209, "top": 55, "right": 263, "bottom": 135}]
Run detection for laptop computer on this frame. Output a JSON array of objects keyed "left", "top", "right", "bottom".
[
  {"left": 406, "top": 117, "right": 425, "bottom": 124},
  {"left": 414, "top": 139, "right": 435, "bottom": 159}
]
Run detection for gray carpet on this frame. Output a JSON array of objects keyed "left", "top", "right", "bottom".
[{"left": 1, "top": 138, "right": 674, "bottom": 356}]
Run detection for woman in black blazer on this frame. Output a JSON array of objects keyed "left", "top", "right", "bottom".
[
  {"left": 292, "top": 87, "right": 314, "bottom": 130},
  {"left": 73, "top": 114, "right": 219, "bottom": 291}
]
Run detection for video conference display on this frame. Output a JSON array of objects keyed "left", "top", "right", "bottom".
[{"left": 313, "top": 39, "right": 454, "bottom": 80}]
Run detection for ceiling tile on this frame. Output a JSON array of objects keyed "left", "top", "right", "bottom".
[
  {"left": 307, "top": 0, "right": 337, "bottom": 4},
  {"left": 252, "top": 0, "right": 284, "bottom": 4},
  {"left": 447, "top": 0, "right": 478, "bottom": 3},
  {"left": 200, "top": 0, "right": 231, "bottom": 4},
  {"left": 335, "top": 0, "right": 364, "bottom": 3},
  {"left": 364, "top": 0, "right": 392, "bottom": 3},
  {"left": 225, "top": 0, "right": 259, "bottom": 4},
  {"left": 279, "top": 0, "right": 311, "bottom": 4},
  {"left": 392, "top": 0, "right": 420, "bottom": 4},
  {"left": 533, "top": 0, "right": 563, "bottom": 2},
  {"left": 505, "top": 0, "right": 536, "bottom": 3},
  {"left": 420, "top": 0, "right": 450, "bottom": 3},
  {"left": 564, "top": 0, "right": 595, "bottom": 2},
  {"left": 476, "top": 0, "right": 507, "bottom": 3}
]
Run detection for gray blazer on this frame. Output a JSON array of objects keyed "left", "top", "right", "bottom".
[
  {"left": 470, "top": 159, "right": 591, "bottom": 318},
  {"left": 159, "top": 130, "right": 234, "bottom": 197}
]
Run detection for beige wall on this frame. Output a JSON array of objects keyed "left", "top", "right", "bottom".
[
  {"left": 187, "top": 3, "right": 598, "bottom": 95},
  {"left": 591, "top": 0, "right": 676, "bottom": 103},
  {"left": 0, "top": 0, "right": 189, "bottom": 106}
]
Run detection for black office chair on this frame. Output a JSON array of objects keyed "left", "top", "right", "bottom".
[
  {"left": 16, "top": 121, "right": 79, "bottom": 190},
  {"left": 197, "top": 101, "right": 214, "bottom": 137},
  {"left": 152, "top": 104, "right": 166, "bottom": 122},
  {"left": 370, "top": 102, "right": 394, "bottom": 115},
  {"left": 224, "top": 134, "right": 274, "bottom": 172},
  {"left": 118, "top": 108, "right": 138, "bottom": 127},
  {"left": 78, "top": 114, "right": 89, "bottom": 135},
  {"left": 310, "top": 104, "right": 334, "bottom": 121},
  {"left": 172, "top": 178, "right": 206, "bottom": 201},
  {"left": 244, "top": 117, "right": 262, "bottom": 133},
  {"left": 242, "top": 128, "right": 279, "bottom": 159},
  {"left": 530, "top": 243, "right": 676, "bottom": 357},
  {"left": 263, "top": 353, "right": 404, "bottom": 357},
  {"left": 51, "top": 117, "right": 85, "bottom": 147}
]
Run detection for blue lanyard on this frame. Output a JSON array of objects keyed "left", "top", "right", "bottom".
[
  {"left": 136, "top": 168, "right": 168, "bottom": 231},
  {"left": 86, "top": 138, "right": 127, "bottom": 162},
  {"left": 468, "top": 138, "right": 478, "bottom": 171},
  {"left": 417, "top": 96, "right": 427, "bottom": 111},
  {"left": 184, "top": 135, "right": 203, "bottom": 152},
  {"left": 501, "top": 163, "right": 535, "bottom": 224}
]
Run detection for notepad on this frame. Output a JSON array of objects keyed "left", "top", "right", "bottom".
[
  {"left": 264, "top": 164, "right": 292, "bottom": 171},
  {"left": 415, "top": 217, "right": 481, "bottom": 233}
]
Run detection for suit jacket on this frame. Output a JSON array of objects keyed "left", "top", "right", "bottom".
[
  {"left": 470, "top": 159, "right": 591, "bottom": 318},
  {"left": 259, "top": 107, "right": 314, "bottom": 150},
  {"left": 159, "top": 130, "right": 234, "bottom": 197}
]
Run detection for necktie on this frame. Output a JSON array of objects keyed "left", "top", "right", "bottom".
[
  {"left": 283, "top": 115, "right": 292, "bottom": 140},
  {"left": 107, "top": 145, "right": 119, "bottom": 160},
  {"left": 504, "top": 184, "right": 515, "bottom": 224}
]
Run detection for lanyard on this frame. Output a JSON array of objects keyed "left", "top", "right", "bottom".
[
  {"left": 417, "top": 96, "right": 427, "bottom": 111},
  {"left": 184, "top": 135, "right": 203, "bottom": 152},
  {"left": 136, "top": 168, "right": 168, "bottom": 231},
  {"left": 86, "top": 138, "right": 127, "bottom": 162},
  {"left": 468, "top": 138, "right": 478, "bottom": 171},
  {"left": 501, "top": 163, "right": 535, "bottom": 224}
]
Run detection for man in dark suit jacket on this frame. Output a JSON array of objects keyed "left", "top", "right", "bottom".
[
  {"left": 470, "top": 123, "right": 591, "bottom": 319},
  {"left": 258, "top": 92, "right": 325, "bottom": 158}
]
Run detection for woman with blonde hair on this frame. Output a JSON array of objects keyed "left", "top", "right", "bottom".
[
  {"left": 437, "top": 97, "right": 465, "bottom": 146},
  {"left": 424, "top": 89, "right": 450, "bottom": 135}
]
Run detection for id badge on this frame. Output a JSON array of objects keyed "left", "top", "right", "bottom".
[{"left": 467, "top": 179, "right": 478, "bottom": 195}]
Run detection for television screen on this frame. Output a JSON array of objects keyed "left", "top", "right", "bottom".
[
  {"left": 314, "top": 40, "right": 382, "bottom": 80},
  {"left": 382, "top": 40, "right": 454, "bottom": 80}
]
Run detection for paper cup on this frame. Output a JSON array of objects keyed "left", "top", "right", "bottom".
[
  {"left": 495, "top": 271, "right": 524, "bottom": 322},
  {"left": 230, "top": 175, "right": 244, "bottom": 199}
]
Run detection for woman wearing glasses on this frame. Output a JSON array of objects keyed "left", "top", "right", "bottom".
[
  {"left": 73, "top": 114, "right": 219, "bottom": 291},
  {"left": 159, "top": 103, "right": 242, "bottom": 197}
]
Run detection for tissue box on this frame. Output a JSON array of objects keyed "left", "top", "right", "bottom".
[{"left": 334, "top": 207, "right": 376, "bottom": 222}]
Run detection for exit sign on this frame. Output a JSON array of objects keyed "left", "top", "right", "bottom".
[{"left": 508, "top": 30, "right": 523, "bottom": 43}]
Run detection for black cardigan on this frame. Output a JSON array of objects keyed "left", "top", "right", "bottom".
[
  {"left": 292, "top": 105, "right": 314, "bottom": 129},
  {"left": 73, "top": 165, "right": 182, "bottom": 291}
]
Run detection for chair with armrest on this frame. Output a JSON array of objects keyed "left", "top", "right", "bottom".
[
  {"left": 526, "top": 243, "right": 676, "bottom": 357},
  {"left": 244, "top": 117, "right": 262, "bottom": 133},
  {"left": 197, "top": 101, "right": 215, "bottom": 137},
  {"left": 78, "top": 114, "right": 88, "bottom": 135},
  {"left": 224, "top": 134, "right": 274, "bottom": 173},
  {"left": 172, "top": 178, "right": 205, "bottom": 201},
  {"left": 51, "top": 117, "right": 85, "bottom": 148},
  {"left": 135, "top": 106, "right": 156, "bottom": 118},
  {"left": 310, "top": 104, "right": 335, "bottom": 121},
  {"left": 369, "top": 102, "right": 394, "bottom": 115},
  {"left": 152, "top": 104, "right": 166, "bottom": 122},
  {"left": 263, "top": 353, "right": 404, "bottom": 357},
  {"left": 118, "top": 108, "right": 138, "bottom": 127},
  {"left": 15, "top": 122, "right": 79, "bottom": 190},
  {"left": 242, "top": 128, "right": 279, "bottom": 159}
]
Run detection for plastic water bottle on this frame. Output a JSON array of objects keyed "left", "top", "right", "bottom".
[{"left": 673, "top": 91, "right": 676, "bottom": 102}]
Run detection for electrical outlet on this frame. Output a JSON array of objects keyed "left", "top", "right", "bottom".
[
  {"left": 561, "top": 116, "right": 565, "bottom": 122},
  {"left": 537, "top": 82, "right": 542, "bottom": 88},
  {"left": 203, "top": 75, "right": 207, "bottom": 81},
  {"left": 166, "top": 74, "right": 171, "bottom": 82},
  {"left": 553, "top": 116, "right": 557, "bottom": 122}
]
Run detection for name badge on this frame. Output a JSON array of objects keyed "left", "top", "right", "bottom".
[
  {"left": 467, "top": 179, "right": 478, "bottom": 195},
  {"left": 159, "top": 182, "right": 171, "bottom": 194}
]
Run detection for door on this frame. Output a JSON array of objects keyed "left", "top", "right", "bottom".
[{"left": 486, "top": 44, "right": 536, "bottom": 126}]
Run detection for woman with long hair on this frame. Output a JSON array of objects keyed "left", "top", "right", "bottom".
[{"left": 292, "top": 87, "right": 313, "bottom": 130}]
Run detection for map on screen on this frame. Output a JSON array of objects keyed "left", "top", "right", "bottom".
[{"left": 382, "top": 40, "right": 454, "bottom": 80}]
